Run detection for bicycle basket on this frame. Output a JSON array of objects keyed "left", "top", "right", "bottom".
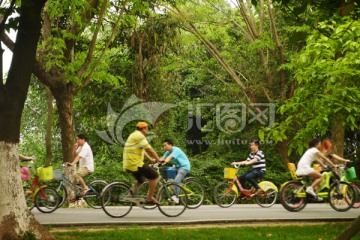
[
  {"left": 345, "top": 167, "right": 357, "bottom": 180},
  {"left": 37, "top": 166, "right": 53, "bottom": 181},
  {"left": 224, "top": 168, "right": 236, "bottom": 179},
  {"left": 53, "top": 169, "right": 63, "bottom": 180},
  {"left": 159, "top": 167, "right": 177, "bottom": 180}
]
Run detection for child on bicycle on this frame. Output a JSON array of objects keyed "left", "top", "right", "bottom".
[
  {"left": 320, "top": 139, "right": 350, "bottom": 165},
  {"left": 231, "top": 139, "right": 266, "bottom": 197},
  {"left": 296, "top": 138, "right": 337, "bottom": 201},
  {"left": 159, "top": 139, "right": 191, "bottom": 204}
]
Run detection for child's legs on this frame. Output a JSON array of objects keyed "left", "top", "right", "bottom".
[{"left": 308, "top": 171, "right": 323, "bottom": 188}]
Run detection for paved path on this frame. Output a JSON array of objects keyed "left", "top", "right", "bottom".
[{"left": 33, "top": 204, "right": 360, "bottom": 227}]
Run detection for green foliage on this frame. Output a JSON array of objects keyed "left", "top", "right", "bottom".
[
  {"left": 265, "top": 16, "right": 360, "bottom": 155},
  {"left": 52, "top": 223, "right": 351, "bottom": 240}
]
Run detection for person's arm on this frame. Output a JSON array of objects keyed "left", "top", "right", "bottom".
[
  {"left": 68, "top": 155, "right": 81, "bottom": 166},
  {"left": 162, "top": 155, "right": 173, "bottom": 164},
  {"left": 231, "top": 160, "right": 247, "bottom": 166},
  {"left": 19, "top": 154, "right": 35, "bottom": 161},
  {"left": 73, "top": 143, "right": 79, "bottom": 157},
  {"left": 315, "top": 158, "right": 327, "bottom": 168},
  {"left": 316, "top": 151, "right": 336, "bottom": 168},
  {"left": 144, "top": 151, "right": 154, "bottom": 161},
  {"left": 145, "top": 148, "right": 161, "bottom": 162},
  {"left": 330, "top": 153, "right": 350, "bottom": 162}
]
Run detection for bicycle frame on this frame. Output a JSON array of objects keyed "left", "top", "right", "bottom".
[
  {"left": 227, "top": 167, "right": 278, "bottom": 197},
  {"left": 57, "top": 171, "right": 101, "bottom": 199},
  {"left": 24, "top": 175, "right": 48, "bottom": 202}
]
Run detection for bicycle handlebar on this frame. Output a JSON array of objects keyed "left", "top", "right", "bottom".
[{"left": 232, "top": 163, "right": 241, "bottom": 169}]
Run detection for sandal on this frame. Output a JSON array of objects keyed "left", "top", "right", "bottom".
[
  {"left": 145, "top": 197, "right": 160, "bottom": 205},
  {"left": 81, "top": 188, "right": 90, "bottom": 196}
]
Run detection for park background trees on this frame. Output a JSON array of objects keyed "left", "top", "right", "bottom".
[{"left": 1, "top": 0, "right": 359, "bottom": 238}]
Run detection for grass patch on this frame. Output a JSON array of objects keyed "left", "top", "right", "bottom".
[{"left": 51, "top": 222, "right": 360, "bottom": 240}]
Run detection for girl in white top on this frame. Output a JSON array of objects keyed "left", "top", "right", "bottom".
[{"left": 296, "top": 138, "right": 336, "bottom": 200}]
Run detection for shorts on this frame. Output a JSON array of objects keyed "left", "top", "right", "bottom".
[
  {"left": 74, "top": 167, "right": 90, "bottom": 180},
  {"left": 127, "top": 164, "right": 159, "bottom": 184}
]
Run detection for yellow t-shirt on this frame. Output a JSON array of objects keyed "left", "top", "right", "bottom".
[{"left": 123, "top": 130, "right": 151, "bottom": 171}]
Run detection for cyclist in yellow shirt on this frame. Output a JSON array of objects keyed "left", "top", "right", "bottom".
[{"left": 123, "top": 122, "right": 161, "bottom": 204}]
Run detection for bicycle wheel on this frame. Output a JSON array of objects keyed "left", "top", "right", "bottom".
[
  {"left": 183, "top": 178, "right": 205, "bottom": 209},
  {"left": 280, "top": 182, "right": 307, "bottom": 212},
  {"left": 213, "top": 182, "right": 236, "bottom": 208},
  {"left": 101, "top": 182, "right": 133, "bottom": 218},
  {"left": 157, "top": 182, "right": 187, "bottom": 217},
  {"left": 255, "top": 188, "right": 277, "bottom": 208},
  {"left": 351, "top": 184, "right": 360, "bottom": 209},
  {"left": 84, "top": 180, "right": 108, "bottom": 209},
  {"left": 328, "top": 181, "right": 355, "bottom": 212},
  {"left": 34, "top": 187, "right": 60, "bottom": 213},
  {"left": 137, "top": 181, "right": 161, "bottom": 210},
  {"left": 47, "top": 181, "right": 67, "bottom": 208},
  {"left": 23, "top": 187, "right": 35, "bottom": 210}
]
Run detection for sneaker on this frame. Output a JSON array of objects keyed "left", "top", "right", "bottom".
[
  {"left": 316, "top": 196, "right": 324, "bottom": 201},
  {"left": 305, "top": 187, "right": 317, "bottom": 197},
  {"left": 168, "top": 195, "right": 179, "bottom": 204}
]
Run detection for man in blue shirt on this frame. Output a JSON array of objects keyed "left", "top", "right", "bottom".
[{"left": 160, "top": 139, "right": 190, "bottom": 203}]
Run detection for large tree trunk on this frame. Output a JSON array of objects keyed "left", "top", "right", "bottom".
[
  {"left": 0, "top": 0, "right": 50, "bottom": 238},
  {"left": 0, "top": 143, "right": 53, "bottom": 240}
]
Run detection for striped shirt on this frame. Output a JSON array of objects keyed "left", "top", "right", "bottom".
[
  {"left": 246, "top": 150, "right": 266, "bottom": 171},
  {"left": 123, "top": 130, "right": 151, "bottom": 172}
]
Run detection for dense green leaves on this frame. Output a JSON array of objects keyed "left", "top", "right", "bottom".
[{"left": 265, "top": 16, "right": 360, "bottom": 155}]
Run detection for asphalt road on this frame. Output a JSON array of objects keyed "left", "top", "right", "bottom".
[{"left": 33, "top": 204, "right": 360, "bottom": 227}]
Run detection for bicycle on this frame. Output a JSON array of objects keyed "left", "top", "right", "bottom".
[
  {"left": 213, "top": 164, "right": 278, "bottom": 208},
  {"left": 338, "top": 163, "right": 360, "bottom": 209},
  {"left": 100, "top": 167, "right": 188, "bottom": 218},
  {"left": 50, "top": 164, "right": 107, "bottom": 209},
  {"left": 280, "top": 163, "right": 356, "bottom": 212},
  {"left": 139, "top": 164, "right": 205, "bottom": 209},
  {"left": 22, "top": 161, "right": 60, "bottom": 213}
]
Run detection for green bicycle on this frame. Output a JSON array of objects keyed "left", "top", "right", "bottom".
[
  {"left": 338, "top": 163, "right": 360, "bottom": 209},
  {"left": 280, "top": 163, "right": 356, "bottom": 212},
  {"left": 139, "top": 164, "right": 205, "bottom": 209}
]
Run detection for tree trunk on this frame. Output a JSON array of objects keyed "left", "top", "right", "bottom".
[
  {"left": 0, "top": 0, "right": 50, "bottom": 238},
  {"left": 276, "top": 139, "right": 290, "bottom": 166},
  {"left": 331, "top": 114, "right": 345, "bottom": 159},
  {"left": 337, "top": 215, "right": 360, "bottom": 240},
  {"left": 53, "top": 90, "right": 76, "bottom": 163},
  {"left": 44, "top": 86, "right": 53, "bottom": 166},
  {"left": 0, "top": 143, "right": 54, "bottom": 240}
]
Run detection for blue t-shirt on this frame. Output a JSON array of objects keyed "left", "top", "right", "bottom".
[{"left": 163, "top": 146, "right": 191, "bottom": 171}]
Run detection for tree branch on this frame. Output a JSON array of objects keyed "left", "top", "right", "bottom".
[
  {"left": 76, "top": 0, "right": 108, "bottom": 79},
  {"left": 80, "top": 0, "right": 126, "bottom": 88}
]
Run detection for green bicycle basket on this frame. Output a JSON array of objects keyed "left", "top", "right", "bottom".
[{"left": 345, "top": 166, "right": 357, "bottom": 180}]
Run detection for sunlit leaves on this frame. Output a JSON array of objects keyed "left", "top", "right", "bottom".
[{"left": 266, "top": 16, "right": 360, "bottom": 154}]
